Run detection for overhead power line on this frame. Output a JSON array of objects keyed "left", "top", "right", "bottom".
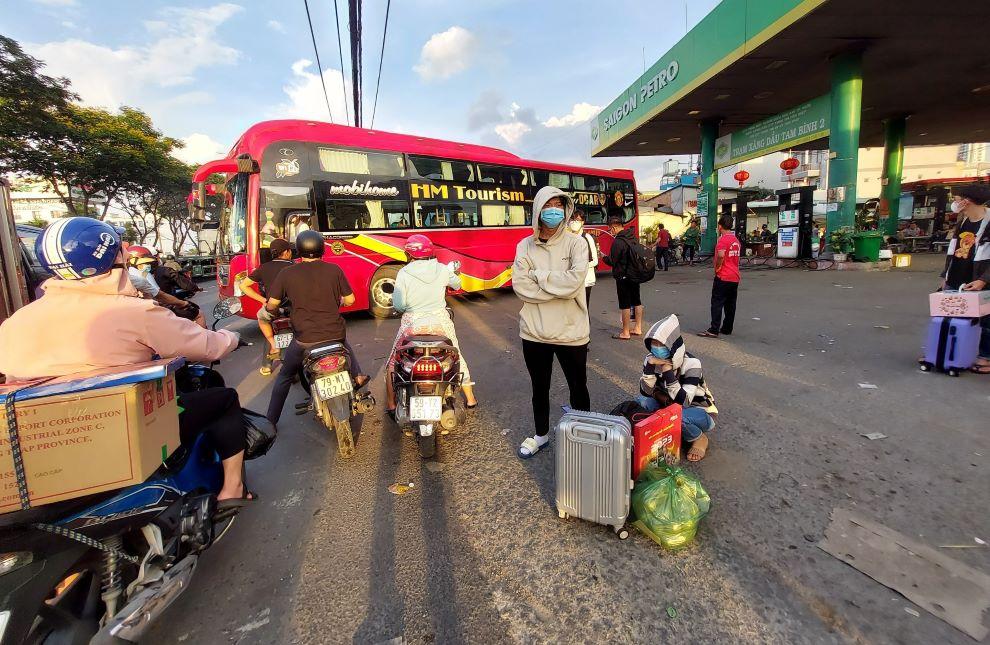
[
  {"left": 333, "top": 0, "right": 350, "bottom": 126},
  {"left": 349, "top": 0, "right": 363, "bottom": 128},
  {"left": 302, "top": 0, "right": 334, "bottom": 123},
  {"left": 370, "top": 0, "right": 391, "bottom": 129}
]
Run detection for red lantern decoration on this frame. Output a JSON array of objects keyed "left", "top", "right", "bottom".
[
  {"left": 780, "top": 157, "right": 800, "bottom": 175},
  {"left": 733, "top": 170, "right": 750, "bottom": 187}
]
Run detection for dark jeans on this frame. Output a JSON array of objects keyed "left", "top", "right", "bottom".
[
  {"left": 981, "top": 315, "right": 990, "bottom": 359},
  {"left": 522, "top": 339, "right": 590, "bottom": 437},
  {"left": 683, "top": 244, "right": 695, "bottom": 263},
  {"left": 709, "top": 277, "right": 739, "bottom": 335},
  {"left": 585, "top": 286, "right": 593, "bottom": 322},
  {"left": 266, "top": 338, "right": 364, "bottom": 424},
  {"left": 178, "top": 388, "right": 245, "bottom": 460},
  {"left": 655, "top": 247, "right": 669, "bottom": 271}
]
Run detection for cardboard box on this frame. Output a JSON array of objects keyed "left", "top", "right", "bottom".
[
  {"left": 929, "top": 290, "right": 990, "bottom": 318},
  {"left": 632, "top": 405, "right": 682, "bottom": 479},
  {"left": 0, "top": 359, "right": 182, "bottom": 514}
]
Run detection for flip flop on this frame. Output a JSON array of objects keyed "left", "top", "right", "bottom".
[
  {"left": 353, "top": 374, "right": 371, "bottom": 389},
  {"left": 970, "top": 364, "right": 990, "bottom": 375},
  {"left": 216, "top": 490, "right": 258, "bottom": 511},
  {"left": 518, "top": 436, "right": 549, "bottom": 459},
  {"left": 466, "top": 402, "right": 479, "bottom": 410},
  {"left": 696, "top": 331, "right": 719, "bottom": 338},
  {"left": 611, "top": 334, "right": 631, "bottom": 340}
]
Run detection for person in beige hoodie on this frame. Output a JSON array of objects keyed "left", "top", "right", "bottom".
[
  {"left": 0, "top": 218, "right": 251, "bottom": 506},
  {"left": 513, "top": 186, "right": 591, "bottom": 458}
]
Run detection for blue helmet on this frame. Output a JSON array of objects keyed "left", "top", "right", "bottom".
[{"left": 36, "top": 217, "right": 121, "bottom": 280}]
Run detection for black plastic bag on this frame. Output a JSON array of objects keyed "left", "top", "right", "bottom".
[{"left": 242, "top": 409, "right": 276, "bottom": 459}]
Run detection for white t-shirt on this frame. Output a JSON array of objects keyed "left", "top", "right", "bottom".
[
  {"left": 581, "top": 232, "right": 598, "bottom": 287},
  {"left": 128, "top": 266, "right": 159, "bottom": 298}
]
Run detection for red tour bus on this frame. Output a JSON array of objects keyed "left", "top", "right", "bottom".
[{"left": 190, "top": 120, "right": 638, "bottom": 318}]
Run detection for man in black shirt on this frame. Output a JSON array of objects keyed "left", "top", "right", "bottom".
[
  {"left": 240, "top": 239, "right": 294, "bottom": 375},
  {"left": 264, "top": 231, "right": 369, "bottom": 424}
]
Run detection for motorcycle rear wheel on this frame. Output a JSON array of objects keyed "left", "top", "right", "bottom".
[
  {"left": 319, "top": 400, "right": 356, "bottom": 458},
  {"left": 418, "top": 431, "right": 437, "bottom": 460}
]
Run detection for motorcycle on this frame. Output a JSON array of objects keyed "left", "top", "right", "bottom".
[
  {"left": 390, "top": 309, "right": 462, "bottom": 459},
  {"left": 300, "top": 342, "right": 375, "bottom": 459},
  {"left": 0, "top": 297, "right": 271, "bottom": 644}
]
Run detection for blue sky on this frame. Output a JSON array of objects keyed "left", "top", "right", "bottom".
[{"left": 5, "top": 0, "right": 721, "bottom": 189}]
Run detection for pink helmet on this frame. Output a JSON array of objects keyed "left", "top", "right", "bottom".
[{"left": 404, "top": 234, "right": 435, "bottom": 260}]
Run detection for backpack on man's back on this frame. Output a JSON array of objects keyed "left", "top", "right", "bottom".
[{"left": 621, "top": 236, "right": 656, "bottom": 284}]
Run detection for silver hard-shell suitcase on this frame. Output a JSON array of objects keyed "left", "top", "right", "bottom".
[{"left": 555, "top": 410, "right": 633, "bottom": 539}]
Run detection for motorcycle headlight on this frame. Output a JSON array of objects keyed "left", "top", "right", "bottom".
[{"left": 0, "top": 551, "right": 33, "bottom": 576}]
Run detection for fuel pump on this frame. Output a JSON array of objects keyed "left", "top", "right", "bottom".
[{"left": 775, "top": 186, "right": 815, "bottom": 259}]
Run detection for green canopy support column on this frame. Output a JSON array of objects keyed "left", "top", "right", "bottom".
[
  {"left": 826, "top": 51, "right": 863, "bottom": 245},
  {"left": 699, "top": 118, "right": 719, "bottom": 253},
  {"left": 881, "top": 116, "right": 906, "bottom": 236}
]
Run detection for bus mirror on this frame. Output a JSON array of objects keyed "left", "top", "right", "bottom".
[{"left": 236, "top": 154, "right": 260, "bottom": 174}]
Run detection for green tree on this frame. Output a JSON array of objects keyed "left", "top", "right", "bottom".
[
  {"left": 0, "top": 35, "right": 75, "bottom": 173},
  {"left": 24, "top": 217, "right": 49, "bottom": 229}
]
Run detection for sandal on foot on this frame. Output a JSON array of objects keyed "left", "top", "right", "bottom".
[
  {"left": 970, "top": 363, "right": 990, "bottom": 374},
  {"left": 696, "top": 331, "right": 719, "bottom": 338},
  {"left": 611, "top": 334, "right": 631, "bottom": 340},
  {"left": 518, "top": 436, "right": 549, "bottom": 459},
  {"left": 687, "top": 436, "right": 709, "bottom": 462},
  {"left": 353, "top": 374, "right": 371, "bottom": 389},
  {"left": 217, "top": 490, "right": 257, "bottom": 511},
  {"left": 466, "top": 402, "right": 479, "bottom": 410}
]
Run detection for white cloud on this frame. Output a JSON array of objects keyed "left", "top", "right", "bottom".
[
  {"left": 172, "top": 133, "right": 228, "bottom": 165},
  {"left": 267, "top": 19, "right": 286, "bottom": 33},
  {"left": 414, "top": 26, "right": 478, "bottom": 81},
  {"left": 543, "top": 102, "right": 602, "bottom": 128},
  {"left": 494, "top": 122, "right": 530, "bottom": 145},
  {"left": 60, "top": 20, "right": 77, "bottom": 29},
  {"left": 273, "top": 59, "right": 352, "bottom": 124},
  {"left": 27, "top": 3, "right": 242, "bottom": 109}
]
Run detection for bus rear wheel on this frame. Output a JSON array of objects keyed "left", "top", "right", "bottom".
[{"left": 370, "top": 265, "right": 401, "bottom": 319}]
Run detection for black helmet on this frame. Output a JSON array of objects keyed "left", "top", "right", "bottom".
[{"left": 295, "top": 230, "right": 325, "bottom": 259}]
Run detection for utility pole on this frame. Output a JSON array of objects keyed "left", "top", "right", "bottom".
[{"left": 349, "top": 0, "right": 363, "bottom": 128}]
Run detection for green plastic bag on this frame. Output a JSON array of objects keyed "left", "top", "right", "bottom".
[{"left": 631, "top": 464, "right": 711, "bottom": 550}]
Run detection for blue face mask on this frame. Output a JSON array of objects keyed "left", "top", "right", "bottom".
[
  {"left": 650, "top": 346, "right": 671, "bottom": 359},
  {"left": 539, "top": 207, "right": 565, "bottom": 228}
]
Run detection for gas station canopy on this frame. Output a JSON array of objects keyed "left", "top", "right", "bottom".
[{"left": 592, "top": 0, "right": 990, "bottom": 158}]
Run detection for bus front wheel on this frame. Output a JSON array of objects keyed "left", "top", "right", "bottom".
[{"left": 370, "top": 265, "right": 401, "bottom": 319}]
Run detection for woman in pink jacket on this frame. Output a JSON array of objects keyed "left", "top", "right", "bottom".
[{"left": 0, "top": 218, "right": 254, "bottom": 508}]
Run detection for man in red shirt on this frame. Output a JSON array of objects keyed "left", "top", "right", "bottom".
[
  {"left": 698, "top": 215, "right": 741, "bottom": 338},
  {"left": 655, "top": 223, "right": 671, "bottom": 271}
]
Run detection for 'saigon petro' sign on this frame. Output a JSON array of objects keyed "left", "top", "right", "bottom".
[{"left": 601, "top": 60, "right": 680, "bottom": 134}]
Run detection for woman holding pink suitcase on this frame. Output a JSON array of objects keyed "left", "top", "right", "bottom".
[{"left": 939, "top": 185, "right": 990, "bottom": 374}]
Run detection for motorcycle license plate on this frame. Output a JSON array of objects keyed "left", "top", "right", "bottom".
[
  {"left": 315, "top": 372, "right": 352, "bottom": 399},
  {"left": 409, "top": 396, "right": 442, "bottom": 421},
  {"left": 274, "top": 332, "right": 293, "bottom": 349}
]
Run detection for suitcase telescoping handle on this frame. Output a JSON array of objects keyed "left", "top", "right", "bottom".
[{"left": 567, "top": 423, "right": 608, "bottom": 445}]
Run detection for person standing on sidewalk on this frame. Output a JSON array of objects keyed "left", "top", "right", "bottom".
[
  {"left": 569, "top": 210, "right": 598, "bottom": 318},
  {"left": 513, "top": 186, "right": 591, "bottom": 458},
  {"left": 655, "top": 223, "right": 671, "bottom": 271},
  {"left": 682, "top": 219, "right": 701, "bottom": 266},
  {"left": 698, "top": 215, "right": 742, "bottom": 339},
  {"left": 604, "top": 214, "right": 645, "bottom": 340},
  {"left": 939, "top": 184, "right": 990, "bottom": 374}
]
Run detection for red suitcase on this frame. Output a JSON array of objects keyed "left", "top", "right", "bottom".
[{"left": 632, "top": 404, "right": 682, "bottom": 479}]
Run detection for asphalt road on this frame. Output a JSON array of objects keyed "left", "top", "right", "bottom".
[{"left": 144, "top": 254, "right": 989, "bottom": 645}]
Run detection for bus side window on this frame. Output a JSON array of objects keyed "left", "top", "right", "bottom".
[
  {"left": 481, "top": 204, "right": 527, "bottom": 226},
  {"left": 261, "top": 184, "right": 314, "bottom": 246},
  {"left": 414, "top": 200, "right": 479, "bottom": 228},
  {"left": 583, "top": 208, "right": 606, "bottom": 224},
  {"left": 532, "top": 170, "right": 571, "bottom": 190},
  {"left": 408, "top": 155, "right": 474, "bottom": 182},
  {"left": 478, "top": 164, "right": 527, "bottom": 188}
]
